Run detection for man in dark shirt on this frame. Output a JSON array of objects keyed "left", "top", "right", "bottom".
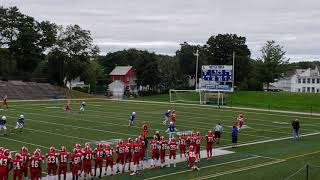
[
  {"left": 231, "top": 126, "right": 238, "bottom": 148},
  {"left": 292, "top": 119, "right": 300, "bottom": 140}
]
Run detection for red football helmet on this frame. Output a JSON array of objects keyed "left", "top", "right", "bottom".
[
  {"left": 21, "top": 146, "right": 28, "bottom": 153},
  {"left": 34, "top": 150, "right": 41, "bottom": 157},
  {"left": 15, "top": 153, "right": 21, "bottom": 159},
  {"left": 160, "top": 136, "right": 164, "bottom": 141},
  {"left": 74, "top": 144, "right": 81, "bottom": 149},
  {"left": 84, "top": 143, "right": 89, "bottom": 148},
  {"left": 170, "top": 137, "right": 176, "bottom": 142},
  {"left": 208, "top": 130, "right": 212, "bottom": 135},
  {"left": 73, "top": 148, "right": 77, "bottom": 154},
  {"left": 49, "top": 146, "right": 56, "bottom": 153},
  {"left": 128, "top": 138, "right": 133, "bottom": 143},
  {"left": 118, "top": 139, "right": 123, "bottom": 145},
  {"left": 35, "top": 148, "right": 41, "bottom": 154},
  {"left": 189, "top": 145, "right": 194, "bottom": 151},
  {"left": 138, "top": 135, "right": 143, "bottom": 140},
  {"left": 105, "top": 144, "right": 111, "bottom": 149},
  {"left": 61, "top": 146, "right": 66, "bottom": 152},
  {"left": 239, "top": 113, "right": 244, "bottom": 118},
  {"left": 196, "top": 131, "right": 201, "bottom": 136},
  {"left": 153, "top": 135, "right": 157, "bottom": 140},
  {"left": 0, "top": 147, "right": 4, "bottom": 154},
  {"left": 182, "top": 133, "right": 186, "bottom": 137}
]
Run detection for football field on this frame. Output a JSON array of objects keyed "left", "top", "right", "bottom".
[{"left": 1, "top": 99, "right": 320, "bottom": 180}]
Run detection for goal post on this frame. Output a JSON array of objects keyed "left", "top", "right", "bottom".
[{"left": 169, "top": 89, "right": 225, "bottom": 105}]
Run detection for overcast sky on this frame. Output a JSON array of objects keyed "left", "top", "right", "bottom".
[{"left": 2, "top": 0, "right": 320, "bottom": 62}]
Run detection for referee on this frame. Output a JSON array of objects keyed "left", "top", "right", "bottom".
[{"left": 214, "top": 123, "right": 223, "bottom": 144}]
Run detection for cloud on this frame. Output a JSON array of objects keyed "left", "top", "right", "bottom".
[{"left": 2, "top": 0, "right": 320, "bottom": 61}]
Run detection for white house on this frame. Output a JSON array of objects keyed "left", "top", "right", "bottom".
[
  {"left": 108, "top": 80, "right": 125, "bottom": 99},
  {"left": 270, "top": 67, "right": 320, "bottom": 93}
]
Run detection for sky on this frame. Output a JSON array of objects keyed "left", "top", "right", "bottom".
[{"left": 2, "top": 0, "right": 320, "bottom": 62}]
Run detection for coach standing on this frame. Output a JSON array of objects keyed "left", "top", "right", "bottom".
[
  {"left": 231, "top": 126, "right": 238, "bottom": 148},
  {"left": 292, "top": 119, "right": 300, "bottom": 140},
  {"left": 214, "top": 123, "right": 223, "bottom": 144}
]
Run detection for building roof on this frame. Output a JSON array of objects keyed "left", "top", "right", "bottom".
[
  {"left": 296, "top": 66, "right": 320, "bottom": 77},
  {"left": 109, "top": 66, "right": 133, "bottom": 76}
]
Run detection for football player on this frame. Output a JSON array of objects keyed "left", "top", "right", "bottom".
[
  {"left": 29, "top": 150, "right": 43, "bottom": 180},
  {"left": 14, "top": 115, "right": 25, "bottom": 133},
  {"left": 20, "top": 146, "right": 30, "bottom": 179},
  {"left": 0, "top": 148, "right": 12, "bottom": 180},
  {"left": 179, "top": 133, "right": 187, "bottom": 158},
  {"left": 166, "top": 121, "right": 178, "bottom": 138},
  {"left": 65, "top": 100, "right": 71, "bottom": 112},
  {"left": 159, "top": 136, "right": 168, "bottom": 168},
  {"left": 168, "top": 138, "right": 177, "bottom": 167},
  {"left": 58, "top": 146, "right": 69, "bottom": 180},
  {"left": 195, "top": 132, "right": 202, "bottom": 161},
  {"left": 79, "top": 101, "right": 86, "bottom": 113},
  {"left": 71, "top": 148, "right": 82, "bottom": 180},
  {"left": 2, "top": 94, "right": 8, "bottom": 109},
  {"left": 205, "top": 131, "right": 216, "bottom": 160},
  {"left": 93, "top": 143, "right": 104, "bottom": 178},
  {"left": 115, "top": 139, "right": 126, "bottom": 173},
  {"left": 187, "top": 145, "right": 199, "bottom": 171},
  {"left": 163, "top": 110, "right": 171, "bottom": 125},
  {"left": 104, "top": 144, "right": 114, "bottom": 176},
  {"left": 45, "top": 146, "right": 58, "bottom": 180},
  {"left": 0, "top": 116, "right": 7, "bottom": 136},
  {"left": 82, "top": 145, "right": 94, "bottom": 180},
  {"left": 150, "top": 135, "right": 159, "bottom": 168},
  {"left": 128, "top": 112, "right": 136, "bottom": 128},
  {"left": 124, "top": 138, "right": 133, "bottom": 172},
  {"left": 130, "top": 138, "right": 141, "bottom": 176},
  {"left": 141, "top": 122, "right": 148, "bottom": 139},
  {"left": 171, "top": 110, "right": 176, "bottom": 123},
  {"left": 13, "top": 153, "right": 23, "bottom": 180},
  {"left": 237, "top": 113, "right": 245, "bottom": 130}
]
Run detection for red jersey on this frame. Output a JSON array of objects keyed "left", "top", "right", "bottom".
[
  {"left": 94, "top": 147, "right": 104, "bottom": 161},
  {"left": 139, "top": 141, "right": 145, "bottom": 152},
  {"left": 188, "top": 136, "right": 196, "bottom": 145},
  {"left": 104, "top": 147, "right": 114, "bottom": 158},
  {"left": 20, "top": 153, "right": 30, "bottom": 166},
  {"left": 206, "top": 134, "right": 215, "bottom": 145},
  {"left": 132, "top": 143, "right": 141, "bottom": 155},
  {"left": 29, "top": 156, "right": 42, "bottom": 170},
  {"left": 71, "top": 153, "right": 82, "bottom": 166},
  {"left": 150, "top": 140, "right": 159, "bottom": 152},
  {"left": 116, "top": 144, "right": 126, "bottom": 156},
  {"left": 46, "top": 152, "right": 58, "bottom": 165},
  {"left": 195, "top": 136, "right": 202, "bottom": 146},
  {"left": 179, "top": 137, "right": 187, "bottom": 147},
  {"left": 159, "top": 140, "right": 168, "bottom": 152},
  {"left": 188, "top": 150, "right": 196, "bottom": 159},
  {"left": 0, "top": 154, "right": 11, "bottom": 168},
  {"left": 58, "top": 152, "right": 69, "bottom": 164},
  {"left": 13, "top": 159, "right": 23, "bottom": 171},
  {"left": 168, "top": 141, "right": 178, "bottom": 151},
  {"left": 125, "top": 143, "right": 132, "bottom": 155}
]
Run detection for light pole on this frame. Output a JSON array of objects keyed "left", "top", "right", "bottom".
[{"left": 195, "top": 50, "right": 199, "bottom": 90}]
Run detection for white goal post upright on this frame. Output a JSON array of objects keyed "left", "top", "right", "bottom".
[{"left": 169, "top": 89, "right": 224, "bottom": 105}]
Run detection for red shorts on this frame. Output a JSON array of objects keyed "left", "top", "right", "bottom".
[
  {"left": 140, "top": 150, "right": 145, "bottom": 160},
  {"left": 95, "top": 159, "right": 103, "bottom": 167},
  {"left": 239, "top": 121, "right": 244, "bottom": 128},
  {"left": 116, "top": 155, "right": 125, "bottom": 164},
  {"left": 179, "top": 146, "right": 186, "bottom": 154},
  {"left": 58, "top": 163, "right": 68, "bottom": 175},
  {"left": 188, "top": 157, "right": 196, "bottom": 167},
  {"left": 47, "top": 164, "right": 57, "bottom": 175},
  {"left": 83, "top": 161, "right": 92, "bottom": 173},
  {"left": 14, "top": 170, "right": 23, "bottom": 180},
  {"left": 160, "top": 151, "right": 165, "bottom": 161},
  {"left": 0, "top": 167, "right": 9, "bottom": 180},
  {"left": 23, "top": 165, "right": 28, "bottom": 177},
  {"left": 72, "top": 165, "right": 79, "bottom": 176},
  {"left": 105, "top": 157, "right": 113, "bottom": 168},
  {"left": 206, "top": 144, "right": 213, "bottom": 151},
  {"left": 133, "top": 154, "right": 140, "bottom": 165},
  {"left": 169, "top": 151, "right": 176, "bottom": 159},
  {"left": 195, "top": 145, "right": 200, "bottom": 154},
  {"left": 151, "top": 151, "right": 159, "bottom": 159},
  {"left": 30, "top": 168, "right": 41, "bottom": 180}
]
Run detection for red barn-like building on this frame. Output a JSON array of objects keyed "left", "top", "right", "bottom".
[{"left": 109, "top": 66, "right": 137, "bottom": 85}]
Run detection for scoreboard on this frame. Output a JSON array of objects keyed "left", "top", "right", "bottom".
[{"left": 199, "top": 65, "right": 234, "bottom": 92}]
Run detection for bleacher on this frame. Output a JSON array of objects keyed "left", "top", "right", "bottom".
[{"left": 0, "top": 80, "right": 65, "bottom": 100}]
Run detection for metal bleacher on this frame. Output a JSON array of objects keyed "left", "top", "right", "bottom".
[{"left": 0, "top": 80, "right": 66, "bottom": 100}]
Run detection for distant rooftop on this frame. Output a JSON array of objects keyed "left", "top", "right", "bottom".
[
  {"left": 109, "top": 66, "right": 133, "bottom": 76},
  {"left": 296, "top": 66, "right": 319, "bottom": 77}
]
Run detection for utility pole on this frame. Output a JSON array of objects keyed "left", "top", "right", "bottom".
[{"left": 195, "top": 50, "right": 199, "bottom": 90}]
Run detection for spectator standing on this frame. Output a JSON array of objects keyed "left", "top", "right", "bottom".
[
  {"left": 214, "top": 123, "right": 223, "bottom": 144},
  {"left": 292, "top": 119, "right": 300, "bottom": 140}
]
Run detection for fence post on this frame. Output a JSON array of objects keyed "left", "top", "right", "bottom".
[{"left": 306, "top": 164, "right": 309, "bottom": 180}]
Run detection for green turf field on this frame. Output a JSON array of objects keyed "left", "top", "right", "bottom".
[{"left": 0, "top": 99, "right": 320, "bottom": 179}]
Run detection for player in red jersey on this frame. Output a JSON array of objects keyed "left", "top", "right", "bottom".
[
  {"left": 46, "top": 146, "right": 58, "bottom": 179},
  {"left": 93, "top": 143, "right": 104, "bottom": 178},
  {"left": 168, "top": 137, "right": 178, "bottom": 168},
  {"left": 29, "top": 150, "right": 43, "bottom": 180},
  {"left": 124, "top": 138, "right": 133, "bottom": 172},
  {"left": 71, "top": 149, "right": 82, "bottom": 180},
  {"left": 130, "top": 138, "right": 141, "bottom": 175},
  {"left": 104, "top": 144, "right": 114, "bottom": 176},
  {"left": 141, "top": 122, "right": 148, "bottom": 138},
  {"left": 178, "top": 133, "right": 187, "bottom": 158},
  {"left": 2, "top": 94, "right": 8, "bottom": 109},
  {"left": 115, "top": 139, "right": 126, "bottom": 173},
  {"left": 237, "top": 113, "right": 245, "bottom": 130},
  {"left": 19, "top": 146, "right": 30, "bottom": 179},
  {"left": 0, "top": 148, "right": 12, "bottom": 180},
  {"left": 150, "top": 135, "right": 159, "bottom": 168},
  {"left": 65, "top": 100, "right": 71, "bottom": 112},
  {"left": 138, "top": 135, "right": 145, "bottom": 170},
  {"left": 73, "top": 144, "right": 82, "bottom": 176},
  {"left": 205, "top": 131, "right": 216, "bottom": 160},
  {"left": 195, "top": 131, "right": 202, "bottom": 160},
  {"left": 187, "top": 145, "right": 199, "bottom": 170},
  {"left": 171, "top": 110, "right": 176, "bottom": 123},
  {"left": 188, "top": 133, "right": 196, "bottom": 147},
  {"left": 58, "top": 146, "right": 69, "bottom": 180},
  {"left": 13, "top": 153, "right": 23, "bottom": 180},
  {"left": 82, "top": 145, "right": 94, "bottom": 179},
  {"left": 159, "top": 136, "right": 168, "bottom": 168}
]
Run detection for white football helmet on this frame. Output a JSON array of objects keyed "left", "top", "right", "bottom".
[
  {"left": 132, "top": 112, "right": 136, "bottom": 116},
  {"left": 20, "top": 114, "right": 24, "bottom": 119},
  {"left": 2, "top": 116, "right": 6, "bottom": 120}
]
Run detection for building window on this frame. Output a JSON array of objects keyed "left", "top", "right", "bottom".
[
  {"left": 317, "top": 79, "right": 320, "bottom": 84},
  {"left": 312, "top": 87, "right": 315, "bottom": 93},
  {"left": 297, "top": 88, "right": 301, "bottom": 92},
  {"left": 298, "top": 78, "right": 301, "bottom": 83},
  {"left": 302, "top": 87, "right": 306, "bottom": 92},
  {"left": 307, "top": 87, "right": 310, "bottom": 92},
  {"left": 312, "top": 79, "right": 315, "bottom": 83},
  {"left": 303, "top": 79, "right": 306, "bottom": 83},
  {"left": 317, "top": 89, "right": 320, "bottom": 93},
  {"left": 307, "top": 78, "right": 310, "bottom": 83}
]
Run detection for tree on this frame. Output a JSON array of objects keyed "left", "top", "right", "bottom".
[
  {"left": 81, "top": 60, "right": 104, "bottom": 92},
  {"left": 54, "top": 24, "right": 99, "bottom": 87},
  {"left": 260, "top": 40, "right": 289, "bottom": 90}
]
